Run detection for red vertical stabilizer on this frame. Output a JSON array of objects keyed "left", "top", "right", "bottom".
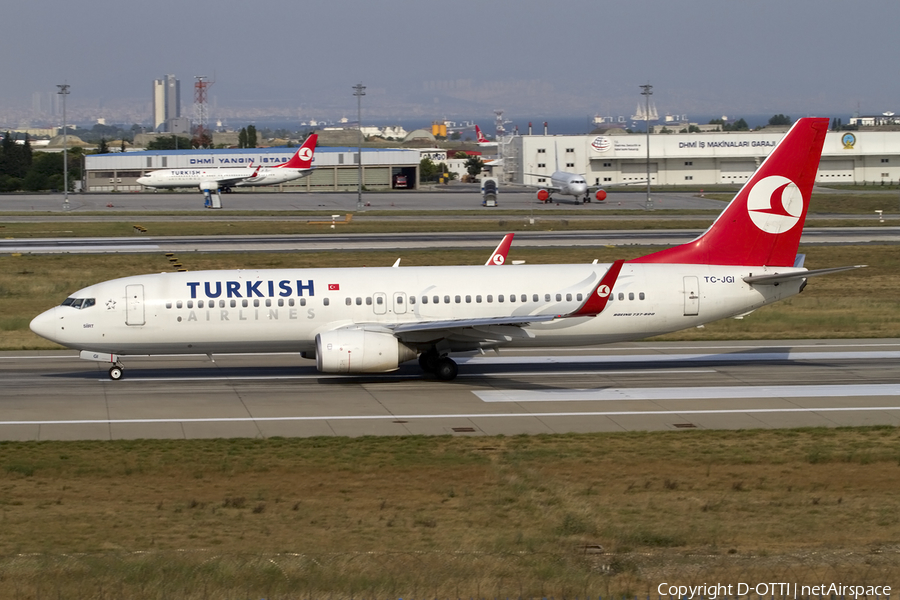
[{"left": 631, "top": 117, "right": 829, "bottom": 267}]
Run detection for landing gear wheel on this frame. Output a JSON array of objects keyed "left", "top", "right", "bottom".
[
  {"left": 108, "top": 366, "right": 123, "bottom": 381},
  {"left": 418, "top": 350, "right": 439, "bottom": 373},
  {"left": 435, "top": 357, "right": 459, "bottom": 381}
]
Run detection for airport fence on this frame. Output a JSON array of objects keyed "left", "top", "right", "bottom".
[{"left": 0, "top": 550, "right": 896, "bottom": 600}]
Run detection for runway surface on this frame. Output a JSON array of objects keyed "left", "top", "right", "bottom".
[
  {"left": 3, "top": 228, "right": 895, "bottom": 254},
  {"left": 3, "top": 339, "right": 899, "bottom": 440},
  {"left": 0, "top": 189, "right": 722, "bottom": 213}
]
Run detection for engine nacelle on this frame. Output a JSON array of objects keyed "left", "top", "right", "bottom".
[
  {"left": 536, "top": 189, "right": 550, "bottom": 202},
  {"left": 315, "top": 328, "right": 416, "bottom": 374},
  {"left": 595, "top": 189, "right": 607, "bottom": 202}
]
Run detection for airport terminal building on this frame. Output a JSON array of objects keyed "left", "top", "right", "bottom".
[
  {"left": 84, "top": 147, "right": 421, "bottom": 193},
  {"left": 505, "top": 129, "right": 900, "bottom": 188}
]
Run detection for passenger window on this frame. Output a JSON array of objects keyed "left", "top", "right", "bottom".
[
  {"left": 397, "top": 296, "right": 404, "bottom": 304},
  {"left": 198, "top": 300, "right": 205, "bottom": 309},
  {"left": 324, "top": 298, "right": 330, "bottom": 306},
  {"left": 254, "top": 299, "right": 259, "bottom": 308},
  {"left": 230, "top": 300, "right": 237, "bottom": 308},
  {"left": 556, "top": 294, "right": 562, "bottom": 301},
  {"left": 366, "top": 297, "right": 372, "bottom": 305},
  {"left": 265, "top": 299, "right": 271, "bottom": 307},
  {"left": 455, "top": 295, "right": 461, "bottom": 303},
  {"left": 487, "top": 295, "right": 493, "bottom": 303},
  {"left": 278, "top": 299, "right": 284, "bottom": 307},
  {"left": 409, "top": 296, "right": 416, "bottom": 305},
  {"left": 476, "top": 295, "right": 482, "bottom": 303},
  {"left": 345, "top": 298, "right": 352, "bottom": 306},
  {"left": 629, "top": 292, "right": 635, "bottom": 301},
  {"left": 421, "top": 296, "right": 427, "bottom": 304},
  {"left": 498, "top": 295, "right": 504, "bottom": 303},
  {"left": 465, "top": 295, "right": 471, "bottom": 303},
  {"left": 639, "top": 292, "right": 645, "bottom": 300},
  {"left": 165, "top": 302, "right": 172, "bottom": 309},
  {"left": 219, "top": 299, "right": 226, "bottom": 308},
  {"left": 433, "top": 296, "right": 439, "bottom": 304},
  {"left": 509, "top": 294, "right": 516, "bottom": 303},
  {"left": 356, "top": 297, "right": 362, "bottom": 305},
  {"left": 241, "top": 300, "right": 248, "bottom": 308},
  {"left": 177, "top": 301, "right": 183, "bottom": 309},
  {"left": 618, "top": 293, "right": 624, "bottom": 301},
  {"left": 298, "top": 298, "right": 304, "bottom": 306},
  {"left": 545, "top": 294, "right": 551, "bottom": 302},
  {"left": 444, "top": 295, "right": 450, "bottom": 304},
  {"left": 376, "top": 297, "right": 383, "bottom": 305},
  {"left": 522, "top": 294, "right": 527, "bottom": 303},
  {"left": 187, "top": 300, "right": 193, "bottom": 309},
  {"left": 577, "top": 293, "right": 583, "bottom": 302}
]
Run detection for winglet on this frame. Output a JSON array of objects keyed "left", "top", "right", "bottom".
[
  {"left": 486, "top": 233, "right": 514, "bottom": 265},
  {"left": 278, "top": 133, "right": 318, "bottom": 169},
  {"left": 567, "top": 260, "right": 625, "bottom": 317}
]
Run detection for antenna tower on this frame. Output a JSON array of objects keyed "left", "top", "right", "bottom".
[{"left": 193, "top": 75, "right": 215, "bottom": 144}]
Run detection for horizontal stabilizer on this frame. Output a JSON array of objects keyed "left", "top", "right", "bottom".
[{"left": 743, "top": 265, "right": 866, "bottom": 285}]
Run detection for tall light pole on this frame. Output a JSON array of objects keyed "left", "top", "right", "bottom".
[
  {"left": 352, "top": 83, "right": 366, "bottom": 211},
  {"left": 57, "top": 83, "right": 70, "bottom": 208},
  {"left": 640, "top": 83, "right": 653, "bottom": 210}
]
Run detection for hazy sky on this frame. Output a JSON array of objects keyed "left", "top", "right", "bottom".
[{"left": 4, "top": 0, "right": 898, "bottom": 123}]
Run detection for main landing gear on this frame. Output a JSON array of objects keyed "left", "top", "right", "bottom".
[{"left": 418, "top": 349, "right": 459, "bottom": 381}]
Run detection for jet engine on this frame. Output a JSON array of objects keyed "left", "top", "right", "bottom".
[
  {"left": 536, "top": 189, "right": 550, "bottom": 202},
  {"left": 316, "top": 328, "right": 416, "bottom": 374},
  {"left": 595, "top": 189, "right": 607, "bottom": 202}
]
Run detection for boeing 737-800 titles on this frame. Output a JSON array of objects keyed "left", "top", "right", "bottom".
[
  {"left": 136, "top": 134, "right": 318, "bottom": 208},
  {"left": 32, "top": 119, "right": 861, "bottom": 381}
]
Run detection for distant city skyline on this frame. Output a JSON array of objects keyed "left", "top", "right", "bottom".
[{"left": 3, "top": 0, "right": 897, "bottom": 130}]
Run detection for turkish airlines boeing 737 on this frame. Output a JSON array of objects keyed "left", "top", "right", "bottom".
[
  {"left": 31, "top": 118, "right": 860, "bottom": 381},
  {"left": 136, "top": 134, "right": 318, "bottom": 208}
]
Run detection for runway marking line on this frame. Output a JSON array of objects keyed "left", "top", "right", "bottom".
[{"left": 3, "top": 406, "right": 900, "bottom": 427}]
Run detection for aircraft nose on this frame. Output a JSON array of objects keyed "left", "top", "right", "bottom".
[
  {"left": 136, "top": 176, "right": 149, "bottom": 185},
  {"left": 30, "top": 307, "right": 62, "bottom": 344}
]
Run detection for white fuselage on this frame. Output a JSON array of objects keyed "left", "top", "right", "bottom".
[
  {"left": 136, "top": 167, "right": 310, "bottom": 189},
  {"left": 30, "top": 262, "right": 803, "bottom": 357},
  {"left": 548, "top": 171, "right": 588, "bottom": 198}
]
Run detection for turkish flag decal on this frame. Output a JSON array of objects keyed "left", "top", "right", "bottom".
[{"left": 328, "top": 283, "right": 340, "bottom": 291}]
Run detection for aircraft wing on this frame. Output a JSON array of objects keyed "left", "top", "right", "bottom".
[
  {"left": 508, "top": 179, "right": 562, "bottom": 193},
  {"left": 378, "top": 260, "right": 625, "bottom": 341}
]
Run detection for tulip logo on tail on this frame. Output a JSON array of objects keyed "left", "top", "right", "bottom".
[
  {"left": 299, "top": 147, "right": 313, "bottom": 161},
  {"left": 491, "top": 254, "right": 505, "bottom": 265},
  {"left": 746, "top": 175, "right": 803, "bottom": 234}
]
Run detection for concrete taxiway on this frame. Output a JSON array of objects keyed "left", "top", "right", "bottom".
[{"left": 2, "top": 339, "right": 898, "bottom": 441}]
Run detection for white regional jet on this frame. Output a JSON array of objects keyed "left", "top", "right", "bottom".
[
  {"left": 136, "top": 134, "right": 318, "bottom": 208},
  {"left": 31, "top": 118, "right": 861, "bottom": 382}
]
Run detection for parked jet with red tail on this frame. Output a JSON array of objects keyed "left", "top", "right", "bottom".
[{"left": 32, "top": 119, "right": 861, "bottom": 381}]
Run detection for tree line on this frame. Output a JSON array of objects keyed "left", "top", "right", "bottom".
[{"left": 0, "top": 133, "right": 82, "bottom": 193}]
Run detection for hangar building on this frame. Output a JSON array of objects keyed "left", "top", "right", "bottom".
[
  {"left": 84, "top": 147, "right": 421, "bottom": 193},
  {"left": 506, "top": 129, "right": 900, "bottom": 188}
]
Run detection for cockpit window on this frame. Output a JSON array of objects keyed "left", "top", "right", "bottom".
[{"left": 62, "top": 297, "right": 95, "bottom": 309}]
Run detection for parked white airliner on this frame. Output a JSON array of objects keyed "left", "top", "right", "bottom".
[
  {"left": 31, "top": 119, "right": 859, "bottom": 382},
  {"left": 519, "top": 141, "right": 608, "bottom": 204},
  {"left": 136, "top": 134, "right": 318, "bottom": 208}
]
